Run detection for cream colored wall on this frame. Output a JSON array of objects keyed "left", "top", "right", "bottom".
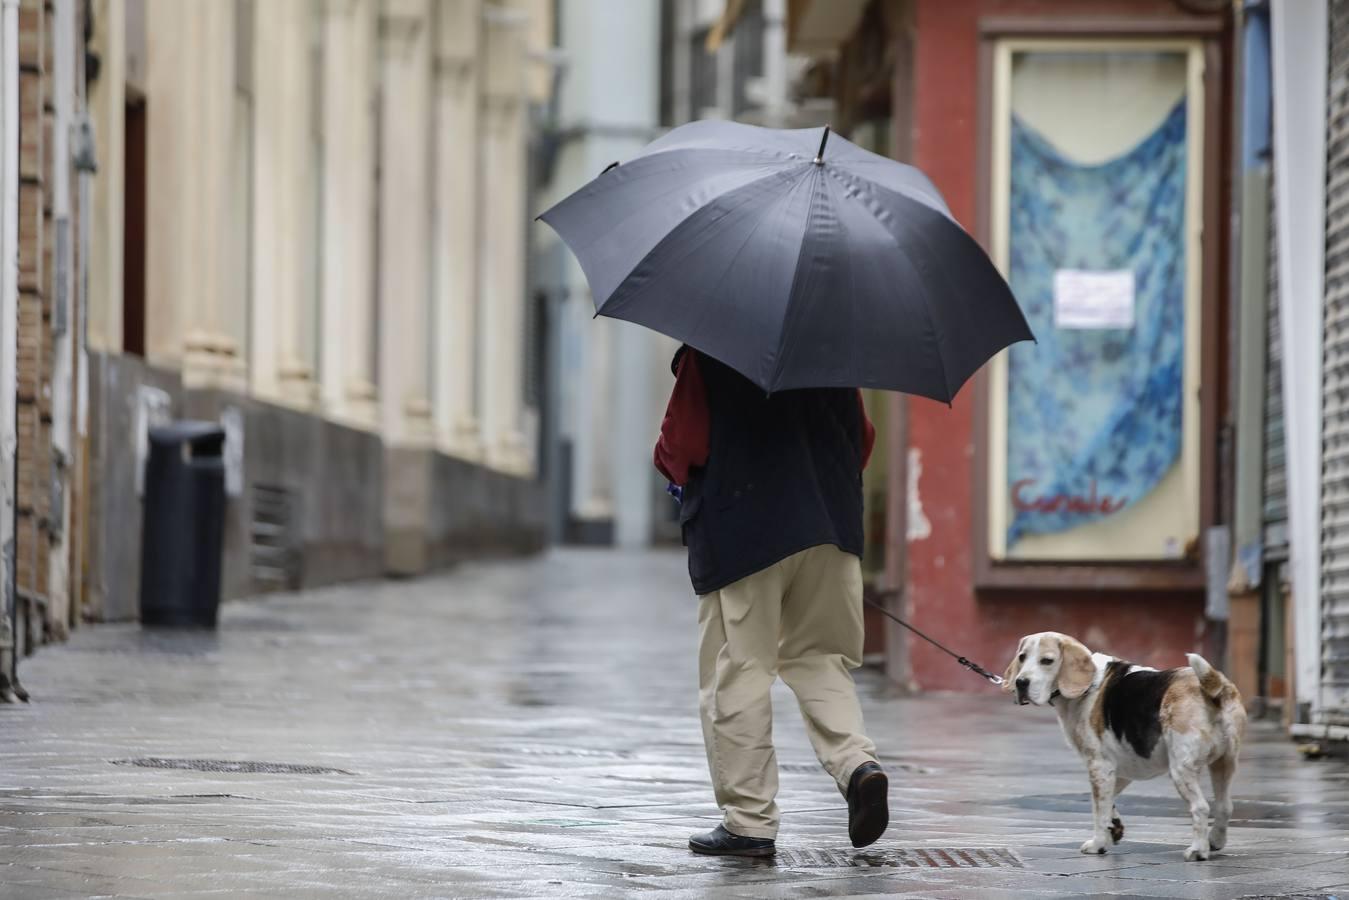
[
  {"left": 321, "top": 0, "right": 379, "bottom": 430},
  {"left": 142, "top": 0, "right": 243, "bottom": 389},
  {"left": 477, "top": 6, "right": 530, "bottom": 474},
  {"left": 97, "top": 0, "right": 541, "bottom": 478},
  {"left": 501, "top": 0, "right": 553, "bottom": 104},
  {"left": 87, "top": 0, "right": 124, "bottom": 354},
  {"left": 141, "top": 0, "right": 182, "bottom": 367},
  {"left": 377, "top": 0, "right": 434, "bottom": 446},
  {"left": 252, "top": 0, "right": 319, "bottom": 408},
  {"left": 432, "top": 0, "right": 483, "bottom": 458}
]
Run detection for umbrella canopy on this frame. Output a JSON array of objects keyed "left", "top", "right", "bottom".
[{"left": 538, "top": 120, "right": 1033, "bottom": 401}]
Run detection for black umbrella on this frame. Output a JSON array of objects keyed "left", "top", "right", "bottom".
[{"left": 538, "top": 120, "right": 1033, "bottom": 401}]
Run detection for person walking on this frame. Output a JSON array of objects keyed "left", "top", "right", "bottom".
[
  {"left": 655, "top": 344, "right": 889, "bottom": 858},
  {"left": 542, "top": 122, "right": 1031, "bottom": 855}
]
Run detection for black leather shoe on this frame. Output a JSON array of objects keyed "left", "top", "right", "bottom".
[
  {"left": 688, "top": 824, "right": 776, "bottom": 857},
  {"left": 847, "top": 762, "right": 889, "bottom": 848}
]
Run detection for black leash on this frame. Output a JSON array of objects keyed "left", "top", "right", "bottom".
[
  {"left": 863, "top": 594, "right": 1005, "bottom": 686},
  {"left": 661, "top": 485, "right": 1003, "bottom": 685}
]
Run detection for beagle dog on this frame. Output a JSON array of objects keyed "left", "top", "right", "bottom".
[{"left": 1003, "top": 632, "right": 1246, "bottom": 861}]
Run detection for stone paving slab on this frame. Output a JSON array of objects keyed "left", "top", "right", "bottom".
[{"left": 2, "top": 549, "right": 1347, "bottom": 898}]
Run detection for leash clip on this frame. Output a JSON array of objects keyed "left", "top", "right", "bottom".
[{"left": 957, "top": 656, "right": 1004, "bottom": 686}]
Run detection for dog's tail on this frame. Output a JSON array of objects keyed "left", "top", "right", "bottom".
[
  {"left": 1186, "top": 653, "right": 1237, "bottom": 703},
  {"left": 1187, "top": 653, "right": 1247, "bottom": 745}
]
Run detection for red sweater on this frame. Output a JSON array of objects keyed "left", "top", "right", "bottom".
[{"left": 654, "top": 351, "right": 876, "bottom": 485}]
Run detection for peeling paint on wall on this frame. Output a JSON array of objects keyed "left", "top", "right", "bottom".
[{"left": 906, "top": 447, "right": 932, "bottom": 542}]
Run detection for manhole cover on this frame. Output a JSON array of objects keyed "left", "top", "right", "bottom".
[
  {"left": 774, "top": 848, "right": 1021, "bottom": 869},
  {"left": 113, "top": 758, "right": 353, "bottom": 776}
]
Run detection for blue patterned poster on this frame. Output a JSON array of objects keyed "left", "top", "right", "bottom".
[{"left": 1004, "top": 100, "right": 1187, "bottom": 551}]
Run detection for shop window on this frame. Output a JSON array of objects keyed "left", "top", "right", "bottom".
[{"left": 978, "top": 38, "right": 1213, "bottom": 580}]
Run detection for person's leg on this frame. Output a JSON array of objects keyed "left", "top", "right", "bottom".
[
  {"left": 777, "top": 544, "right": 877, "bottom": 792},
  {"left": 697, "top": 557, "right": 793, "bottom": 839}
]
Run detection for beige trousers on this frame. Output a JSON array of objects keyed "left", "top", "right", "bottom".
[{"left": 697, "top": 543, "right": 878, "bottom": 839}]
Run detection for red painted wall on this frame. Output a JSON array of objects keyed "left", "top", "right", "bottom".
[{"left": 902, "top": 0, "right": 1216, "bottom": 691}]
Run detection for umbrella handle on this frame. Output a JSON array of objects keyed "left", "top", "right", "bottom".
[{"left": 814, "top": 125, "right": 831, "bottom": 165}]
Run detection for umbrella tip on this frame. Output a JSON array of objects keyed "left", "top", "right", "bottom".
[{"left": 814, "top": 125, "right": 831, "bottom": 165}]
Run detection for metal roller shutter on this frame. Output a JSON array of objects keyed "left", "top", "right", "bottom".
[
  {"left": 1319, "top": 0, "right": 1349, "bottom": 725},
  {"left": 1265, "top": 172, "right": 1289, "bottom": 563}
]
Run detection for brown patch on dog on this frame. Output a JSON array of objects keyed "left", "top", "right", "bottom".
[
  {"left": 1090, "top": 665, "right": 1118, "bottom": 737},
  {"left": 1056, "top": 635, "right": 1096, "bottom": 699},
  {"left": 1002, "top": 637, "right": 1026, "bottom": 693},
  {"left": 1159, "top": 674, "right": 1205, "bottom": 735}
]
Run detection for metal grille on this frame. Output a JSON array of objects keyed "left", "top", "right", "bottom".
[
  {"left": 250, "top": 484, "right": 299, "bottom": 591},
  {"left": 779, "top": 761, "right": 927, "bottom": 775},
  {"left": 773, "top": 848, "right": 1020, "bottom": 869},
  {"left": 113, "top": 758, "right": 352, "bottom": 776},
  {"left": 1321, "top": 0, "right": 1349, "bottom": 726},
  {"left": 1265, "top": 158, "right": 1289, "bottom": 560}
]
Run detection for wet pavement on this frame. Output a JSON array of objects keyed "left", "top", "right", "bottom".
[{"left": 1, "top": 549, "right": 1347, "bottom": 899}]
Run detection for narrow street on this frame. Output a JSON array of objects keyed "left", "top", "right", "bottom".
[{"left": 2, "top": 550, "right": 1347, "bottom": 899}]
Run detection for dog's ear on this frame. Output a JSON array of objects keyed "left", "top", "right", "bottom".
[
  {"left": 1002, "top": 639, "right": 1023, "bottom": 693},
  {"left": 1056, "top": 636, "right": 1096, "bottom": 699}
]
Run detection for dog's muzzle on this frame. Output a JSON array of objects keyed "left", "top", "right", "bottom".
[{"left": 1015, "top": 677, "right": 1031, "bottom": 705}]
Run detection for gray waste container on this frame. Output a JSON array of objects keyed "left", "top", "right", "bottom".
[{"left": 139, "top": 421, "right": 227, "bottom": 628}]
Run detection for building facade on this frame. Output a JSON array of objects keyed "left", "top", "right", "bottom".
[
  {"left": 2, "top": 0, "right": 556, "bottom": 695},
  {"left": 534, "top": 0, "right": 664, "bottom": 549},
  {"left": 83, "top": 0, "right": 552, "bottom": 617},
  {"left": 1265, "top": 0, "right": 1349, "bottom": 736},
  {"left": 0, "top": 0, "right": 92, "bottom": 699},
  {"left": 535, "top": 0, "right": 838, "bottom": 555},
  {"left": 761, "top": 0, "right": 1347, "bottom": 736},
  {"left": 761, "top": 0, "right": 1238, "bottom": 690}
]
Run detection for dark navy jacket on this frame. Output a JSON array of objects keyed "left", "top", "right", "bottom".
[{"left": 677, "top": 351, "right": 866, "bottom": 595}]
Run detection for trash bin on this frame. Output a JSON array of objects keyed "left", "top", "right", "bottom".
[{"left": 139, "top": 421, "right": 227, "bottom": 628}]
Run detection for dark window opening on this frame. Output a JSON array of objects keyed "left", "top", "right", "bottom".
[{"left": 122, "top": 95, "right": 147, "bottom": 357}]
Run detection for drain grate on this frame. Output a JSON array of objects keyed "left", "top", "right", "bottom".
[
  {"left": 773, "top": 848, "right": 1021, "bottom": 869},
  {"left": 778, "top": 762, "right": 927, "bottom": 775},
  {"left": 113, "top": 758, "right": 353, "bottom": 776}
]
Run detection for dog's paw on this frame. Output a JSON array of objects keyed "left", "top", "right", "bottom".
[
  {"left": 1109, "top": 816, "right": 1124, "bottom": 844},
  {"left": 1183, "top": 845, "right": 1209, "bottom": 862},
  {"left": 1080, "top": 838, "right": 1108, "bottom": 855}
]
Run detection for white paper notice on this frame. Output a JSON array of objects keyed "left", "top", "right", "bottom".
[{"left": 1053, "top": 269, "right": 1136, "bottom": 330}]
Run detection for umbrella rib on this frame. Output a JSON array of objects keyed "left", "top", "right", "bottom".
[
  {"left": 823, "top": 166, "right": 955, "bottom": 403},
  {"left": 560, "top": 157, "right": 785, "bottom": 263},
  {"left": 765, "top": 168, "right": 825, "bottom": 393},
  {"left": 666, "top": 172, "right": 819, "bottom": 371},
  {"left": 598, "top": 166, "right": 811, "bottom": 356}
]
